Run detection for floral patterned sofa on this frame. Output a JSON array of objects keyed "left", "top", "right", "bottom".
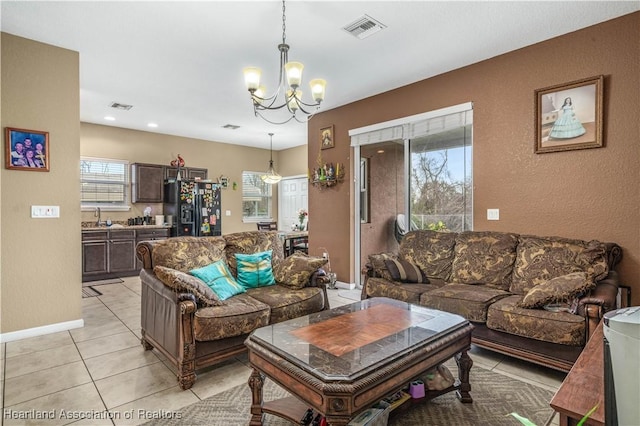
[
  {"left": 137, "top": 231, "right": 329, "bottom": 389},
  {"left": 363, "top": 230, "right": 622, "bottom": 372}
]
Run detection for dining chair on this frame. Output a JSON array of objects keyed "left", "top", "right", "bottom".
[{"left": 257, "top": 222, "right": 278, "bottom": 231}]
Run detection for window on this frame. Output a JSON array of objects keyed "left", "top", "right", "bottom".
[
  {"left": 242, "top": 171, "right": 272, "bottom": 221},
  {"left": 80, "top": 157, "right": 130, "bottom": 211}
]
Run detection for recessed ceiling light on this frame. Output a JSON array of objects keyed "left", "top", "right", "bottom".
[
  {"left": 104, "top": 116, "right": 115, "bottom": 121},
  {"left": 377, "top": 149, "right": 385, "bottom": 154},
  {"left": 147, "top": 123, "right": 158, "bottom": 128}
]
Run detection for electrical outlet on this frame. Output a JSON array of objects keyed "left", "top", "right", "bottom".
[{"left": 487, "top": 209, "right": 500, "bottom": 221}]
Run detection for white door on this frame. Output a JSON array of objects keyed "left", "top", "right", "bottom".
[{"left": 278, "top": 176, "right": 308, "bottom": 231}]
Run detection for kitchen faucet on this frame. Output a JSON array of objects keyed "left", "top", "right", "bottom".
[{"left": 95, "top": 207, "right": 102, "bottom": 226}]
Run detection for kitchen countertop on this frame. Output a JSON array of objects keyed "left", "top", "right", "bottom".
[{"left": 81, "top": 222, "right": 172, "bottom": 231}]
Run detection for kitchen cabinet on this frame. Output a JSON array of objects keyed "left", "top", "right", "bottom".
[
  {"left": 131, "top": 163, "right": 164, "bottom": 203},
  {"left": 82, "top": 229, "right": 137, "bottom": 282},
  {"left": 164, "top": 166, "right": 208, "bottom": 181},
  {"left": 109, "top": 230, "right": 136, "bottom": 273}
]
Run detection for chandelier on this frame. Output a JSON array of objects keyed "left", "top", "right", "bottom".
[
  {"left": 261, "top": 133, "right": 282, "bottom": 184},
  {"left": 243, "top": 0, "right": 326, "bottom": 125}
]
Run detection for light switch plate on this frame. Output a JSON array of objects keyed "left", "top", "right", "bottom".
[
  {"left": 225, "top": 210, "right": 231, "bottom": 216},
  {"left": 31, "top": 205, "right": 60, "bottom": 218},
  {"left": 487, "top": 209, "right": 500, "bottom": 221}
]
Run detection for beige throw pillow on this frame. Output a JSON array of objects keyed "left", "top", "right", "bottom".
[{"left": 519, "top": 272, "right": 593, "bottom": 309}]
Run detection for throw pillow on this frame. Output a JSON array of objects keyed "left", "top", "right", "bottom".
[
  {"left": 384, "top": 258, "right": 429, "bottom": 283},
  {"left": 189, "top": 260, "right": 245, "bottom": 301},
  {"left": 153, "top": 265, "right": 223, "bottom": 306},
  {"left": 519, "top": 272, "right": 594, "bottom": 309},
  {"left": 235, "top": 250, "right": 276, "bottom": 289},
  {"left": 273, "top": 252, "right": 328, "bottom": 289}
]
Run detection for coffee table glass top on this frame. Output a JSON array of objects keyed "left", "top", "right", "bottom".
[{"left": 248, "top": 297, "right": 468, "bottom": 381}]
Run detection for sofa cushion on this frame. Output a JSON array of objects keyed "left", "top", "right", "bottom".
[
  {"left": 152, "top": 236, "right": 226, "bottom": 272},
  {"left": 189, "top": 260, "right": 246, "bottom": 301},
  {"left": 154, "top": 265, "right": 223, "bottom": 306},
  {"left": 400, "top": 230, "right": 457, "bottom": 280},
  {"left": 246, "top": 285, "right": 326, "bottom": 324},
  {"left": 419, "top": 283, "right": 511, "bottom": 323},
  {"left": 519, "top": 272, "right": 593, "bottom": 309},
  {"left": 450, "top": 231, "right": 518, "bottom": 290},
  {"left": 224, "top": 231, "right": 285, "bottom": 277},
  {"left": 487, "top": 295, "right": 585, "bottom": 346},
  {"left": 365, "top": 277, "right": 443, "bottom": 304},
  {"left": 193, "top": 293, "right": 270, "bottom": 341},
  {"left": 367, "top": 253, "right": 397, "bottom": 281},
  {"left": 510, "top": 235, "right": 609, "bottom": 294},
  {"left": 384, "top": 258, "right": 429, "bottom": 283},
  {"left": 273, "top": 252, "right": 328, "bottom": 289},
  {"left": 235, "top": 250, "right": 276, "bottom": 289}
]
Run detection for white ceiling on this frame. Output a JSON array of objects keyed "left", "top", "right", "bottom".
[{"left": 2, "top": 1, "right": 638, "bottom": 151}]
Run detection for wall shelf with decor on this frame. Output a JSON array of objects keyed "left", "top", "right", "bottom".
[{"left": 310, "top": 160, "right": 345, "bottom": 189}]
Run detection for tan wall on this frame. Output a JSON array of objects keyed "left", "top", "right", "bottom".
[
  {"left": 80, "top": 123, "right": 307, "bottom": 233},
  {"left": 308, "top": 12, "right": 640, "bottom": 304},
  {"left": 1, "top": 33, "right": 82, "bottom": 333}
]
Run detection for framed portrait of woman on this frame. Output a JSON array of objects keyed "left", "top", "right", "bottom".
[
  {"left": 320, "top": 125, "right": 334, "bottom": 150},
  {"left": 534, "top": 76, "right": 603, "bottom": 154},
  {"left": 5, "top": 127, "right": 50, "bottom": 171}
]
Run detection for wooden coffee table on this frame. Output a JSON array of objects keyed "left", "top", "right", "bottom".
[{"left": 245, "top": 297, "right": 474, "bottom": 425}]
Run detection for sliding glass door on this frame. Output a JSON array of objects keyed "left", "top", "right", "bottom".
[
  {"left": 352, "top": 103, "right": 473, "bottom": 287},
  {"left": 409, "top": 124, "right": 472, "bottom": 232}
]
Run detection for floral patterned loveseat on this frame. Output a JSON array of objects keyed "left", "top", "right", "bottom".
[
  {"left": 363, "top": 230, "right": 622, "bottom": 371},
  {"left": 137, "top": 231, "right": 329, "bottom": 389}
]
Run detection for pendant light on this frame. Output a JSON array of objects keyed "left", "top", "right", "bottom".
[{"left": 261, "top": 133, "right": 282, "bottom": 184}]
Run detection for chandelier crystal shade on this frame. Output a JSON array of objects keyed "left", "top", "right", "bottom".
[
  {"left": 243, "top": 0, "right": 326, "bottom": 124},
  {"left": 261, "top": 133, "right": 282, "bottom": 184}
]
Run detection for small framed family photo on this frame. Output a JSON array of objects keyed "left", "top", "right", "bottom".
[
  {"left": 5, "top": 127, "right": 50, "bottom": 171},
  {"left": 534, "top": 75, "right": 603, "bottom": 154},
  {"left": 320, "top": 125, "right": 334, "bottom": 150}
]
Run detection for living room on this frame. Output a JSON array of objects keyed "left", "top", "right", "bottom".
[{"left": 1, "top": 2, "right": 639, "bottom": 425}]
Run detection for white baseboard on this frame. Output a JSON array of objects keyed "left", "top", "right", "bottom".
[
  {"left": 333, "top": 281, "right": 356, "bottom": 290},
  {"left": 0, "top": 319, "right": 84, "bottom": 343}
]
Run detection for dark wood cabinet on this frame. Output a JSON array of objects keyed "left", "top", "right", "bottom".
[
  {"left": 131, "top": 163, "right": 165, "bottom": 203},
  {"left": 82, "top": 228, "right": 139, "bottom": 282},
  {"left": 109, "top": 230, "right": 136, "bottom": 273},
  {"left": 164, "top": 166, "right": 208, "bottom": 181}
]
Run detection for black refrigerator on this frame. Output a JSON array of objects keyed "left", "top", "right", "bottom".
[{"left": 164, "top": 180, "right": 222, "bottom": 237}]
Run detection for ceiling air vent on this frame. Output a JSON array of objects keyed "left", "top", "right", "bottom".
[
  {"left": 222, "top": 124, "right": 240, "bottom": 130},
  {"left": 342, "top": 15, "right": 386, "bottom": 40},
  {"left": 109, "top": 102, "right": 133, "bottom": 110}
]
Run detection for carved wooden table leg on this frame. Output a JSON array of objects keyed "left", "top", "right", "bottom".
[
  {"left": 248, "top": 368, "right": 265, "bottom": 426},
  {"left": 455, "top": 350, "right": 473, "bottom": 403}
]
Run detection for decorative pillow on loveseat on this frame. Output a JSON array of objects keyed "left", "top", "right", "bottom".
[
  {"left": 151, "top": 236, "right": 226, "bottom": 272},
  {"left": 235, "top": 250, "right": 276, "bottom": 289},
  {"left": 190, "top": 260, "right": 246, "bottom": 301},
  {"left": 273, "top": 252, "right": 328, "bottom": 289},
  {"left": 518, "top": 272, "right": 594, "bottom": 309},
  {"left": 367, "top": 253, "right": 397, "bottom": 281},
  {"left": 384, "top": 258, "right": 429, "bottom": 283},
  {"left": 154, "top": 265, "right": 224, "bottom": 306}
]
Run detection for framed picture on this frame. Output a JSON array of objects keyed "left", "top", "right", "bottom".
[
  {"left": 219, "top": 176, "right": 229, "bottom": 188},
  {"left": 320, "top": 125, "right": 334, "bottom": 150},
  {"left": 5, "top": 127, "right": 50, "bottom": 171},
  {"left": 535, "top": 75, "right": 603, "bottom": 154}
]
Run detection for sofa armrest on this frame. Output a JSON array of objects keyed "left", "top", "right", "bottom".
[
  {"left": 136, "top": 239, "right": 165, "bottom": 270},
  {"left": 578, "top": 270, "right": 619, "bottom": 339}
]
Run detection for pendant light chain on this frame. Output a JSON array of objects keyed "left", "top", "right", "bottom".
[{"left": 281, "top": 0, "right": 286, "bottom": 45}]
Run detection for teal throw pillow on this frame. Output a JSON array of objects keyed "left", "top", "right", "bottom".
[
  {"left": 235, "top": 250, "right": 276, "bottom": 289},
  {"left": 189, "top": 260, "right": 245, "bottom": 301}
]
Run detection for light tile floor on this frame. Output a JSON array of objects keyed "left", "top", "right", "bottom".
[{"left": 1, "top": 277, "right": 565, "bottom": 425}]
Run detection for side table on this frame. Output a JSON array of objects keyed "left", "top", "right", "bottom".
[{"left": 550, "top": 321, "right": 605, "bottom": 426}]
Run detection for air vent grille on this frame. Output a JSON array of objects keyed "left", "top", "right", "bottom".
[
  {"left": 222, "top": 124, "right": 240, "bottom": 129},
  {"left": 109, "top": 102, "right": 133, "bottom": 110},
  {"left": 343, "top": 15, "right": 386, "bottom": 39}
]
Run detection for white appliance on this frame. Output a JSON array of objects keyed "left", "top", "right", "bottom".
[{"left": 603, "top": 306, "right": 640, "bottom": 426}]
